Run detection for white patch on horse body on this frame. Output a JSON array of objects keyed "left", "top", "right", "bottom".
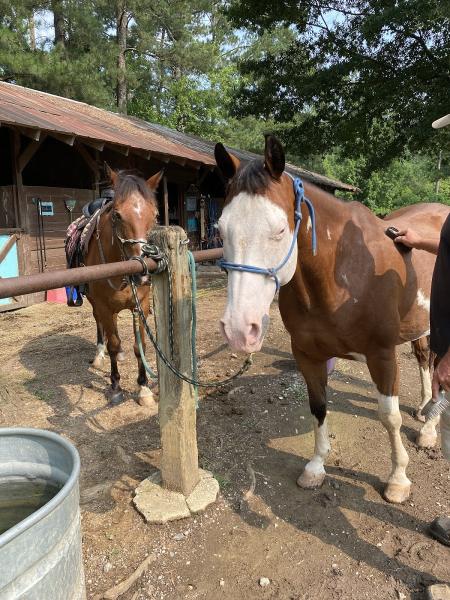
[
  {"left": 342, "top": 273, "right": 349, "bottom": 286},
  {"left": 353, "top": 298, "right": 358, "bottom": 304},
  {"left": 326, "top": 228, "right": 331, "bottom": 240},
  {"left": 417, "top": 289, "right": 430, "bottom": 312},
  {"left": 347, "top": 352, "right": 366, "bottom": 363}
]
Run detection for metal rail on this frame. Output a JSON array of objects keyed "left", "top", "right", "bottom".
[{"left": 0, "top": 248, "right": 224, "bottom": 300}]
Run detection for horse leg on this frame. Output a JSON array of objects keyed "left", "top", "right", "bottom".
[
  {"left": 412, "top": 337, "right": 432, "bottom": 422},
  {"left": 412, "top": 337, "right": 439, "bottom": 448},
  {"left": 92, "top": 318, "right": 106, "bottom": 369},
  {"left": 101, "top": 311, "right": 125, "bottom": 405},
  {"left": 133, "top": 296, "right": 155, "bottom": 408},
  {"left": 366, "top": 349, "right": 411, "bottom": 504},
  {"left": 292, "top": 347, "right": 330, "bottom": 489}
]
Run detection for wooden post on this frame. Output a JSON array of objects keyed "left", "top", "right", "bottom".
[
  {"left": 150, "top": 226, "right": 200, "bottom": 496},
  {"left": 163, "top": 175, "right": 169, "bottom": 226}
]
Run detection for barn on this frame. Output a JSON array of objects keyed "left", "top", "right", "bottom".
[{"left": 0, "top": 82, "right": 357, "bottom": 310}]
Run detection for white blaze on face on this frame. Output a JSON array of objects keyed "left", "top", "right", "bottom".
[{"left": 219, "top": 192, "right": 298, "bottom": 353}]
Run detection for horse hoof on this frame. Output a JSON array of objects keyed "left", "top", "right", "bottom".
[
  {"left": 117, "top": 352, "right": 126, "bottom": 362},
  {"left": 109, "top": 390, "right": 125, "bottom": 406},
  {"left": 91, "top": 356, "right": 104, "bottom": 369},
  {"left": 297, "top": 469, "right": 326, "bottom": 489},
  {"left": 416, "top": 431, "right": 437, "bottom": 448},
  {"left": 383, "top": 481, "right": 411, "bottom": 504},
  {"left": 137, "top": 386, "right": 155, "bottom": 408}
]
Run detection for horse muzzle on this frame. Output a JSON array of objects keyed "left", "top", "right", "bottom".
[{"left": 220, "top": 313, "right": 270, "bottom": 353}]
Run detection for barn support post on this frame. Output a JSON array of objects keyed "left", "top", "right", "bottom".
[
  {"left": 133, "top": 226, "right": 219, "bottom": 524},
  {"left": 163, "top": 175, "right": 169, "bottom": 226}
]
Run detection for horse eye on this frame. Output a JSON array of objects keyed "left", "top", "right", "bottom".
[
  {"left": 276, "top": 227, "right": 286, "bottom": 237},
  {"left": 113, "top": 211, "right": 122, "bottom": 221}
]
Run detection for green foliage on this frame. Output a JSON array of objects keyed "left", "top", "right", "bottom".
[
  {"left": 322, "top": 150, "right": 450, "bottom": 214},
  {"left": 229, "top": 0, "right": 450, "bottom": 170},
  {"left": 0, "top": 0, "right": 449, "bottom": 219}
]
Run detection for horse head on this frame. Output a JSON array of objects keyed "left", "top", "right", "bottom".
[
  {"left": 106, "top": 165, "right": 163, "bottom": 285},
  {"left": 215, "top": 135, "right": 298, "bottom": 353}
]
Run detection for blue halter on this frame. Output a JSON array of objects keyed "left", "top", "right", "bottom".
[{"left": 218, "top": 176, "right": 317, "bottom": 292}]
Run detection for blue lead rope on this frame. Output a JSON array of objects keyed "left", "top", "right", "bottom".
[{"left": 219, "top": 176, "right": 317, "bottom": 292}]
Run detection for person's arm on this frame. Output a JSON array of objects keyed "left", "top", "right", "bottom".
[
  {"left": 432, "top": 347, "right": 450, "bottom": 396},
  {"left": 394, "top": 228, "right": 440, "bottom": 254}
]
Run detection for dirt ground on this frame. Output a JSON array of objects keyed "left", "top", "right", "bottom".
[{"left": 1, "top": 270, "right": 449, "bottom": 600}]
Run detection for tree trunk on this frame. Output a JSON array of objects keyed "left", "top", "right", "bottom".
[
  {"left": 28, "top": 12, "right": 36, "bottom": 51},
  {"left": 51, "top": 0, "right": 65, "bottom": 49},
  {"left": 116, "top": 1, "right": 128, "bottom": 114}
]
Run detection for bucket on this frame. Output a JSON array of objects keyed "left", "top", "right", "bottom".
[
  {"left": 46, "top": 288, "right": 67, "bottom": 304},
  {"left": 0, "top": 428, "right": 85, "bottom": 599}
]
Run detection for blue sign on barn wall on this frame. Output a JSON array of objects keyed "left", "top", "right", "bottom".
[
  {"left": 0, "top": 235, "right": 19, "bottom": 305},
  {"left": 39, "top": 201, "right": 54, "bottom": 216}
]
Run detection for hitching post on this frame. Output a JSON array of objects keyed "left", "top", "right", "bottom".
[
  {"left": 133, "top": 226, "right": 219, "bottom": 523},
  {"left": 152, "top": 226, "right": 199, "bottom": 495}
]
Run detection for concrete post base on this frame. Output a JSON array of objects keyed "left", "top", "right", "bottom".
[{"left": 133, "top": 469, "right": 219, "bottom": 524}]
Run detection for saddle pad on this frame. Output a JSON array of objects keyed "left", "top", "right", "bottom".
[{"left": 65, "top": 203, "right": 111, "bottom": 267}]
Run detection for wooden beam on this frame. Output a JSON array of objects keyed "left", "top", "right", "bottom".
[
  {"left": 132, "top": 148, "right": 152, "bottom": 161},
  {"left": 50, "top": 131, "right": 76, "bottom": 146},
  {"left": 74, "top": 141, "right": 99, "bottom": 176},
  {"left": 0, "top": 234, "right": 17, "bottom": 265},
  {"left": 80, "top": 138, "right": 105, "bottom": 152},
  {"left": 163, "top": 175, "right": 169, "bottom": 226},
  {"left": 18, "top": 134, "right": 47, "bottom": 173},
  {"left": 107, "top": 143, "right": 129, "bottom": 156},
  {"left": 18, "top": 127, "right": 41, "bottom": 141}
]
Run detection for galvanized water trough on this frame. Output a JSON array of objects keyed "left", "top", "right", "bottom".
[{"left": 0, "top": 428, "right": 85, "bottom": 599}]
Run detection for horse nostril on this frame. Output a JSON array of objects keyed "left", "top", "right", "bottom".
[
  {"left": 220, "top": 319, "right": 228, "bottom": 340},
  {"left": 248, "top": 323, "right": 260, "bottom": 343}
]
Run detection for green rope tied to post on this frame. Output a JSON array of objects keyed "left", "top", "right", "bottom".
[{"left": 187, "top": 251, "right": 199, "bottom": 407}]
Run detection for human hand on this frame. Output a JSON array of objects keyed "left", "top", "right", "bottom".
[
  {"left": 432, "top": 348, "right": 450, "bottom": 397},
  {"left": 394, "top": 228, "right": 422, "bottom": 249}
]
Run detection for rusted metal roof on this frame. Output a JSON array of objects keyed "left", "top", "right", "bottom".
[
  {"left": 127, "top": 118, "right": 359, "bottom": 193},
  {"left": 0, "top": 82, "right": 214, "bottom": 166},
  {"left": 0, "top": 82, "right": 357, "bottom": 192}
]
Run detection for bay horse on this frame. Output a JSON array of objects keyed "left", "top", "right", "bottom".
[
  {"left": 84, "top": 167, "right": 162, "bottom": 406},
  {"left": 215, "top": 135, "right": 450, "bottom": 504}
]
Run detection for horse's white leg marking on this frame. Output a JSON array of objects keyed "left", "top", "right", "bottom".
[
  {"left": 297, "top": 416, "right": 330, "bottom": 489},
  {"left": 417, "top": 289, "right": 430, "bottom": 312},
  {"left": 416, "top": 365, "right": 433, "bottom": 415},
  {"left": 378, "top": 394, "right": 411, "bottom": 503},
  {"left": 416, "top": 364, "right": 438, "bottom": 448},
  {"left": 92, "top": 343, "right": 106, "bottom": 368}
]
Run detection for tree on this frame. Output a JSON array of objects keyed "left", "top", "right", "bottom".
[{"left": 228, "top": 0, "right": 450, "bottom": 171}]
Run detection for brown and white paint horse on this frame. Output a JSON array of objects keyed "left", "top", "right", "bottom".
[
  {"left": 215, "top": 135, "right": 450, "bottom": 504},
  {"left": 85, "top": 168, "right": 162, "bottom": 406}
]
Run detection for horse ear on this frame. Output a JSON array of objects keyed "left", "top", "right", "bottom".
[
  {"left": 214, "top": 143, "right": 240, "bottom": 179},
  {"left": 264, "top": 134, "right": 285, "bottom": 179},
  {"left": 104, "top": 163, "right": 118, "bottom": 187},
  {"left": 146, "top": 169, "right": 164, "bottom": 191}
]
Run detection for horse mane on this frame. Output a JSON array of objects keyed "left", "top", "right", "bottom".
[
  {"left": 228, "top": 160, "right": 271, "bottom": 197},
  {"left": 114, "top": 171, "right": 156, "bottom": 204}
]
